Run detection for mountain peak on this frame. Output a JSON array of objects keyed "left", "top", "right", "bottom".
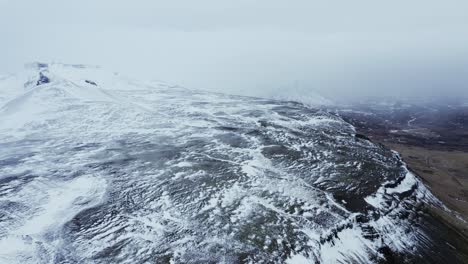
[{"left": 25, "top": 62, "right": 100, "bottom": 71}]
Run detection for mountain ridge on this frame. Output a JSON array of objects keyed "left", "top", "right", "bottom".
[{"left": 0, "top": 63, "right": 466, "bottom": 263}]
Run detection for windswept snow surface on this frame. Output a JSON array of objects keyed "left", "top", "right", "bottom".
[{"left": 0, "top": 63, "right": 458, "bottom": 263}]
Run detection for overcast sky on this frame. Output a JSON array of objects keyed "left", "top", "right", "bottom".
[{"left": 1, "top": 0, "right": 468, "bottom": 101}]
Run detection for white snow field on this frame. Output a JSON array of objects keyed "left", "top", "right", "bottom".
[{"left": 0, "top": 63, "right": 457, "bottom": 263}]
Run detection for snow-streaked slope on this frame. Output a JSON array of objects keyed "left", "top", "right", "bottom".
[
  {"left": 268, "top": 86, "right": 333, "bottom": 107},
  {"left": 0, "top": 63, "right": 461, "bottom": 263}
]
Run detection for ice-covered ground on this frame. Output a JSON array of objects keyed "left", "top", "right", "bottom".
[{"left": 0, "top": 63, "right": 458, "bottom": 263}]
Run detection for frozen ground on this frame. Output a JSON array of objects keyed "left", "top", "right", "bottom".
[{"left": 0, "top": 63, "right": 465, "bottom": 263}]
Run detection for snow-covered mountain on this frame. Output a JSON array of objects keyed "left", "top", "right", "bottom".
[{"left": 0, "top": 63, "right": 465, "bottom": 263}]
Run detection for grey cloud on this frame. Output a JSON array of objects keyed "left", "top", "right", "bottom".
[{"left": 1, "top": 0, "right": 468, "bottom": 102}]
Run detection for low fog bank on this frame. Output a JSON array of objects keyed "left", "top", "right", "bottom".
[{"left": 1, "top": 0, "right": 467, "bottom": 105}]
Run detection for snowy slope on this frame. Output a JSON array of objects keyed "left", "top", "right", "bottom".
[{"left": 0, "top": 63, "right": 462, "bottom": 263}]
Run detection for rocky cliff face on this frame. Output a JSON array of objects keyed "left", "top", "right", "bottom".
[{"left": 0, "top": 63, "right": 465, "bottom": 263}]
